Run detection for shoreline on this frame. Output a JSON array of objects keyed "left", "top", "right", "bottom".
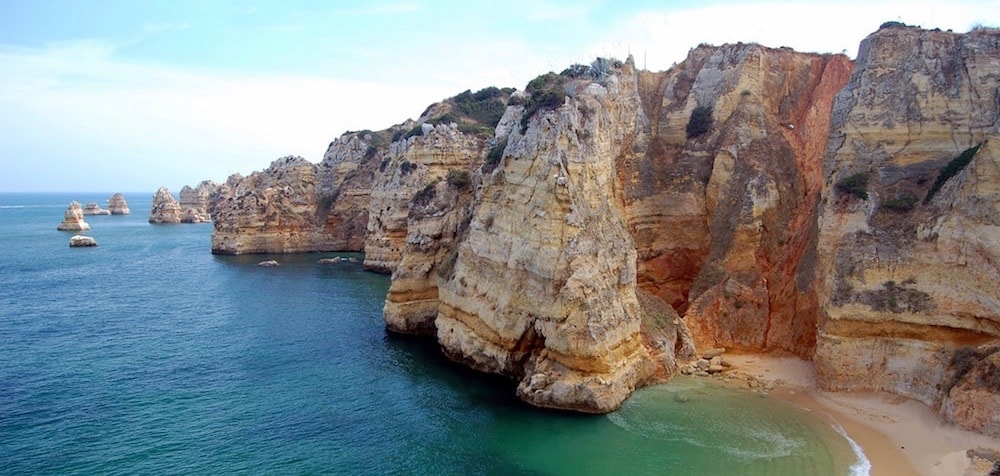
[{"left": 714, "top": 354, "right": 999, "bottom": 476}]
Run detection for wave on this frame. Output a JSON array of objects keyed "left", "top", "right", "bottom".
[{"left": 832, "top": 422, "right": 872, "bottom": 476}]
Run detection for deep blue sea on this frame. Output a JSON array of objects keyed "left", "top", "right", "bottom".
[{"left": 0, "top": 193, "right": 867, "bottom": 475}]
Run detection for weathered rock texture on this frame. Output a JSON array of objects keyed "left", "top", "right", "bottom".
[
  {"left": 82, "top": 202, "right": 110, "bottom": 215},
  {"left": 179, "top": 181, "right": 218, "bottom": 223},
  {"left": 209, "top": 25, "right": 1000, "bottom": 429},
  {"left": 107, "top": 193, "right": 131, "bottom": 215},
  {"left": 57, "top": 201, "right": 90, "bottom": 231},
  {"left": 621, "top": 44, "right": 853, "bottom": 358},
  {"left": 148, "top": 187, "right": 182, "bottom": 224},
  {"left": 815, "top": 25, "right": 1000, "bottom": 436}
]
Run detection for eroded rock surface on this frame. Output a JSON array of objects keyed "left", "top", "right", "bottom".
[
  {"left": 148, "top": 187, "right": 182, "bottom": 224},
  {"left": 815, "top": 25, "right": 1000, "bottom": 435},
  {"left": 179, "top": 181, "right": 218, "bottom": 223}
]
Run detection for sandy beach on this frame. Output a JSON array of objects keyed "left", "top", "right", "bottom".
[{"left": 719, "top": 354, "right": 999, "bottom": 476}]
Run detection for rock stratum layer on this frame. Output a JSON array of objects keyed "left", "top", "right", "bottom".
[{"left": 211, "top": 25, "right": 1000, "bottom": 433}]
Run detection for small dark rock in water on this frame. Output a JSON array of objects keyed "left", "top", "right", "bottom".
[
  {"left": 69, "top": 235, "right": 98, "bottom": 247},
  {"left": 257, "top": 260, "right": 279, "bottom": 267},
  {"left": 318, "top": 258, "right": 340, "bottom": 264}
]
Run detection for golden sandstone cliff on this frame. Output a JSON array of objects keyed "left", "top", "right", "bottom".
[{"left": 209, "top": 25, "right": 1000, "bottom": 433}]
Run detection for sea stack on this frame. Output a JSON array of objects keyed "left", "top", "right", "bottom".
[
  {"left": 82, "top": 202, "right": 111, "bottom": 215},
  {"left": 179, "top": 181, "right": 218, "bottom": 223},
  {"left": 107, "top": 193, "right": 131, "bottom": 215},
  {"left": 57, "top": 202, "right": 91, "bottom": 231},
  {"left": 148, "top": 187, "right": 182, "bottom": 224}
]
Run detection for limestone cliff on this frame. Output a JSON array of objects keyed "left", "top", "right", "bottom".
[
  {"left": 57, "top": 201, "right": 90, "bottom": 231},
  {"left": 107, "top": 193, "right": 131, "bottom": 215},
  {"left": 148, "top": 187, "right": 182, "bottom": 224},
  {"left": 815, "top": 24, "right": 1000, "bottom": 436},
  {"left": 620, "top": 44, "right": 852, "bottom": 357},
  {"left": 208, "top": 25, "right": 1000, "bottom": 428}
]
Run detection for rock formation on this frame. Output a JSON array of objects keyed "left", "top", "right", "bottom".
[
  {"left": 178, "top": 181, "right": 218, "bottom": 223},
  {"left": 82, "top": 202, "right": 110, "bottom": 215},
  {"left": 107, "top": 193, "right": 131, "bottom": 215},
  {"left": 208, "top": 24, "right": 1000, "bottom": 432},
  {"left": 69, "top": 235, "right": 98, "bottom": 247},
  {"left": 57, "top": 201, "right": 91, "bottom": 231},
  {"left": 148, "top": 187, "right": 182, "bottom": 224},
  {"left": 815, "top": 24, "right": 1000, "bottom": 436}
]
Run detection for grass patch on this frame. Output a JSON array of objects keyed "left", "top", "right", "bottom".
[{"left": 924, "top": 143, "right": 982, "bottom": 203}]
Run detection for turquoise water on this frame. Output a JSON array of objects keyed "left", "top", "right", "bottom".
[{"left": 0, "top": 193, "right": 866, "bottom": 475}]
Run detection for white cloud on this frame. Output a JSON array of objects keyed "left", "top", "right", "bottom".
[{"left": 0, "top": 41, "right": 455, "bottom": 191}]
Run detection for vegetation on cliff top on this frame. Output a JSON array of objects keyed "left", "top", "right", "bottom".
[{"left": 396, "top": 87, "right": 514, "bottom": 141}]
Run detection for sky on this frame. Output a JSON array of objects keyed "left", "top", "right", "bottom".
[{"left": 1, "top": 1, "right": 997, "bottom": 192}]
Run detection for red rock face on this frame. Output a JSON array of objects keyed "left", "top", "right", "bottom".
[{"left": 620, "top": 45, "right": 853, "bottom": 357}]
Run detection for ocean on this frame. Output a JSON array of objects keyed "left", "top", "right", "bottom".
[{"left": 0, "top": 193, "right": 867, "bottom": 475}]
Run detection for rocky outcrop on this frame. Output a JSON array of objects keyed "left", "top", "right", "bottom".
[
  {"left": 82, "top": 202, "right": 110, "bottom": 215},
  {"left": 69, "top": 235, "right": 97, "bottom": 247},
  {"left": 107, "top": 193, "right": 130, "bottom": 215},
  {"left": 57, "top": 201, "right": 90, "bottom": 231},
  {"left": 815, "top": 25, "right": 1000, "bottom": 435},
  {"left": 148, "top": 187, "right": 182, "bottom": 224},
  {"left": 210, "top": 146, "right": 385, "bottom": 253},
  {"left": 179, "top": 181, "right": 218, "bottom": 223}
]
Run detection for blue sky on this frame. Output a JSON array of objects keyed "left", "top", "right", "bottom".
[{"left": 1, "top": 1, "right": 997, "bottom": 192}]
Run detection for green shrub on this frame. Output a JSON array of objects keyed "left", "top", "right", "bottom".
[
  {"left": 446, "top": 169, "right": 470, "bottom": 189},
  {"left": 924, "top": 143, "right": 982, "bottom": 203},
  {"left": 835, "top": 172, "right": 870, "bottom": 200},
  {"left": 482, "top": 138, "right": 507, "bottom": 173},
  {"left": 686, "top": 105, "right": 713, "bottom": 139}
]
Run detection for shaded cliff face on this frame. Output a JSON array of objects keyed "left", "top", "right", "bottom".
[
  {"left": 179, "top": 180, "right": 218, "bottom": 223},
  {"left": 815, "top": 25, "right": 1000, "bottom": 435},
  {"left": 621, "top": 45, "right": 852, "bottom": 357}
]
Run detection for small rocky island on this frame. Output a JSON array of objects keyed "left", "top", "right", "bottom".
[
  {"left": 56, "top": 202, "right": 91, "bottom": 231},
  {"left": 148, "top": 187, "right": 183, "bottom": 224},
  {"left": 69, "top": 235, "right": 98, "bottom": 247},
  {"left": 107, "top": 193, "right": 131, "bottom": 215}
]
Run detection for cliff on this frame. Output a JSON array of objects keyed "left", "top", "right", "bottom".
[
  {"left": 209, "top": 25, "right": 1000, "bottom": 431},
  {"left": 816, "top": 24, "right": 1000, "bottom": 436}
]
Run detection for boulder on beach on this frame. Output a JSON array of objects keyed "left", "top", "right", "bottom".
[{"left": 57, "top": 202, "right": 91, "bottom": 231}]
